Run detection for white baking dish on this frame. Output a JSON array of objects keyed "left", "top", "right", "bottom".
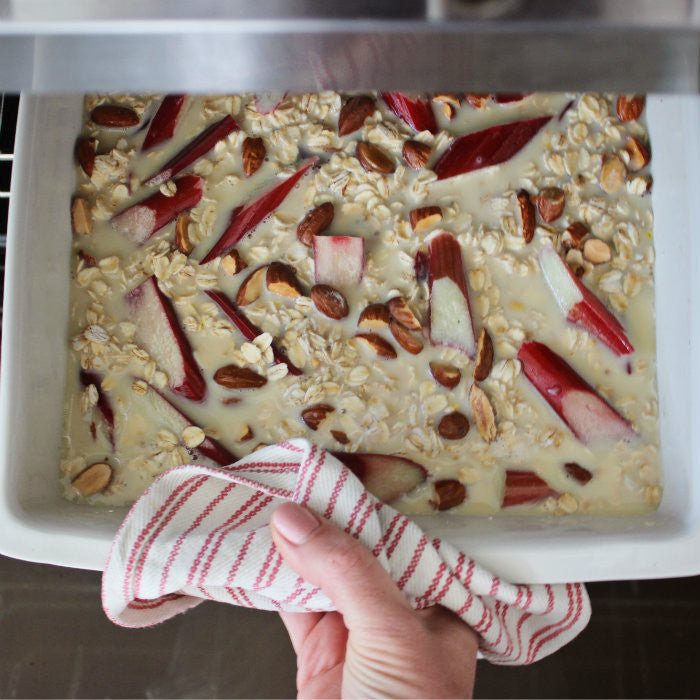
[{"left": 1, "top": 95, "right": 699, "bottom": 582}]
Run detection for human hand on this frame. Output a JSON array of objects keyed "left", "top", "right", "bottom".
[{"left": 270, "top": 502, "right": 478, "bottom": 699}]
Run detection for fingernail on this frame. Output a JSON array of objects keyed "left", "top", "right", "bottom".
[{"left": 272, "top": 502, "right": 322, "bottom": 545}]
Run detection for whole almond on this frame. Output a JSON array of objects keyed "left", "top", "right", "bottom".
[
  {"left": 266, "top": 262, "right": 304, "bottom": 298},
  {"left": 75, "top": 137, "right": 96, "bottom": 177},
  {"left": 600, "top": 154, "right": 627, "bottom": 194},
  {"left": 534, "top": 187, "right": 566, "bottom": 223},
  {"left": 338, "top": 95, "right": 375, "bottom": 136},
  {"left": 473, "top": 328, "right": 494, "bottom": 382},
  {"left": 409, "top": 206, "right": 443, "bottom": 232},
  {"left": 387, "top": 296, "right": 422, "bottom": 331},
  {"left": 470, "top": 383, "right": 497, "bottom": 443},
  {"left": 242, "top": 136, "right": 266, "bottom": 177},
  {"left": 354, "top": 333, "right": 397, "bottom": 359},
  {"left": 516, "top": 189, "right": 536, "bottom": 243},
  {"left": 358, "top": 303, "right": 390, "bottom": 329},
  {"left": 222, "top": 249, "right": 248, "bottom": 275},
  {"left": 331, "top": 429, "right": 350, "bottom": 445},
  {"left": 236, "top": 266, "right": 268, "bottom": 306},
  {"left": 437, "top": 411, "right": 470, "bottom": 440},
  {"left": 431, "top": 479, "right": 467, "bottom": 510},
  {"left": 356, "top": 142, "right": 395, "bottom": 174},
  {"left": 616, "top": 94, "right": 645, "bottom": 122},
  {"left": 429, "top": 361, "right": 461, "bottom": 389},
  {"left": 464, "top": 93, "right": 490, "bottom": 109},
  {"left": 402, "top": 140, "right": 431, "bottom": 169},
  {"left": 389, "top": 319, "right": 423, "bottom": 355},
  {"left": 561, "top": 221, "right": 589, "bottom": 249},
  {"left": 214, "top": 365, "right": 267, "bottom": 389},
  {"left": 71, "top": 196, "right": 92, "bottom": 236},
  {"left": 433, "top": 93, "right": 461, "bottom": 120},
  {"left": 72, "top": 462, "right": 113, "bottom": 496},
  {"left": 624, "top": 136, "right": 651, "bottom": 171},
  {"left": 310, "top": 284, "right": 349, "bottom": 320},
  {"left": 297, "top": 202, "right": 334, "bottom": 247},
  {"left": 301, "top": 403, "right": 335, "bottom": 430},
  {"left": 582, "top": 238, "right": 611, "bottom": 265},
  {"left": 91, "top": 105, "right": 139, "bottom": 128},
  {"left": 175, "top": 213, "right": 194, "bottom": 255}
]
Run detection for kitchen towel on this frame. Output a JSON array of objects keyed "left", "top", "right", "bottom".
[{"left": 102, "top": 439, "right": 590, "bottom": 664}]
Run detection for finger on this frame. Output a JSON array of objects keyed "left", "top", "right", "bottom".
[
  {"left": 279, "top": 611, "right": 324, "bottom": 654},
  {"left": 270, "top": 502, "right": 413, "bottom": 632}
]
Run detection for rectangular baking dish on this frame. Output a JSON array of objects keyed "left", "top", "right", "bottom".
[{"left": 1, "top": 94, "right": 699, "bottom": 582}]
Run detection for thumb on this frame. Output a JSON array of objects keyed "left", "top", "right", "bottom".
[{"left": 270, "top": 501, "right": 413, "bottom": 632}]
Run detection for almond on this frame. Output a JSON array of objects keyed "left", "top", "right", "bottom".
[
  {"left": 624, "top": 136, "right": 651, "bottom": 171},
  {"left": 221, "top": 249, "right": 248, "bottom": 276},
  {"left": 71, "top": 196, "right": 92, "bottom": 236},
  {"left": 389, "top": 319, "right": 423, "bottom": 355},
  {"left": 534, "top": 187, "right": 565, "bottom": 223},
  {"left": 242, "top": 136, "right": 266, "bottom": 177},
  {"left": 616, "top": 94, "right": 645, "bottom": 122},
  {"left": 251, "top": 443, "right": 269, "bottom": 453},
  {"left": 582, "top": 238, "right": 611, "bottom": 265},
  {"left": 214, "top": 365, "right": 267, "bottom": 389},
  {"left": 266, "top": 262, "right": 304, "bottom": 298},
  {"left": 297, "top": 201, "right": 334, "bottom": 246},
  {"left": 409, "top": 206, "right": 443, "bottom": 232},
  {"left": 473, "top": 328, "right": 494, "bottom": 382},
  {"left": 331, "top": 429, "right": 350, "bottom": 445},
  {"left": 91, "top": 105, "right": 139, "bottom": 128},
  {"left": 464, "top": 93, "right": 490, "bottom": 109},
  {"left": 175, "top": 213, "right": 194, "bottom": 254},
  {"left": 354, "top": 333, "right": 397, "bottom": 359},
  {"left": 433, "top": 93, "right": 461, "bottom": 120},
  {"left": 386, "top": 296, "right": 421, "bottom": 331},
  {"left": 402, "top": 140, "right": 431, "bottom": 169},
  {"left": 516, "top": 189, "right": 535, "bottom": 243},
  {"left": 338, "top": 95, "right": 375, "bottom": 136},
  {"left": 437, "top": 412, "right": 470, "bottom": 440},
  {"left": 358, "top": 303, "right": 390, "bottom": 329},
  {"left": 356, "top": 142, "right": 395, "bottom": 174},
  {"left": 78, "top": 250, "right": 97, "bottom": 267},
  {"left": 237, "top": 425, "right": 255, "bottom": 442},
  {"left": 470, "top": 383, "right": 497, "bottom": 443},
  {"left": 310, "top": 284, "right": 349, "bottom": 320},
  {"left": 564, "top": 462, "right": 593, "bottom": 485},
  {"left": 431, "top": 478, "right": 467, "bottom": 510},
  {"left": 301, "top": 403, "right": 335, "bottom": 430},
  {"left": 561, "top": 221, "right": 589, "bottom": 249},
  {"left": 71, "top": 462, "right": 113, "bottom": 496},
  {"left": 600, "top": 154, "right": 627, "bottom": 194},
  {"left": 429, "top": 361, "right": 461, "bottom": 389},
  {"left": 236, "top": 266, "right": 268, "bottom": 306},
  {"left": 75, "top": 137, "right": 96, "bottom": 177}
]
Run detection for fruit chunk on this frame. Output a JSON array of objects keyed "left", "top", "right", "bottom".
[
  {"left": 518, "top": 340, "right": 637, "bottom": 444},
  {"left": 356, "top": 142, "right": 395, "bottom": 174},
  {"left": 313, "top": 235, "right": 364, "bottom": 286},
  {"left": 502, "top": 469, "right": 558, "bottom": 508},
  {"left": 402, "top": 140, "right": 431, "bottom": 169},
  {"left": 205, "top": 289, "right": 302, "bottom": 376},
  {"left": 434, "top": 115, "right": 552, "bottom": 180},
  {"left": 126, "top": 276, "right": 206, "bottom": 402},
  {"left": 431, "top": 479, "right": 467, "bottom": 510},
  {"left": 141, "top": 94, "right": 186, "bottom": 152},
  {"left": 538, "top": 242, "right": 633, "bottom": 355},
  {"left": 564, "top": 462, "right": 593, "bottom": 485},
  {"left": 494, "top": 93, "right": 531, "bottom": 103},
  {"left": 297, "top": 202, "right": 334, "bottom": 246},
  {"left": 111, "top": 174, "right": 204, "bottom": 245},
  {"left": 242, "top": 136, "right": 266, "bottom": 177},
  {"left": 410, "top": 206, "right": 443, "bottom": 232},
  {"left": 91, "top": 105, "right": 139, "bottom": 128},
  {"left": 144, "top": 115, "right": 239, "bottom": 186},
  {"left": 332, "top": 452, "right": 428, "bottom": 503},
  {"left": 200, "top": 157, "right": 317, "bottom": 263},
  {"left": 414, "top": 250, "right": 429, "bottom": 283},
  {"left": 338, "top": 95, "right": 375, "bottom": 136},
  {"left": 213, "top": 365, "right": 267, "bottom": 389},
  {"left": 72, "top": 462, "right": 113, "bottom": 497},
  {"left": 79, "top": 370, "right": 115, "bottom": 448},
  {"left": 428, "top": 231, "right": 476, "bottom": 358},
  {"left": 301, "top": 404, "right": 335, "bottom": 430},
  {"left": 381, "top": 92, "right": 438, "bottom": 134},
  {"left": 437, "top": 412, "right": 469, "bottom": 440},
  {"left": 310, "top": 285, "right": 349, "bottom": 320}
]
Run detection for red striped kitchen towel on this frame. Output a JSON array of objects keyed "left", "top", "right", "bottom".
[{"left": 102, "top": 439, "right": 590, "bottom": 664}]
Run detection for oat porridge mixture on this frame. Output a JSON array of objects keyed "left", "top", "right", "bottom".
[{"left": 61, "top": 91, "right": 660, "bottom": 515}]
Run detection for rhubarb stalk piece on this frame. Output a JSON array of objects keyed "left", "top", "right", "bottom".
[
  {"left": 111, "top": 174, "right": 204, "bottom": 245},
  {"left": 144, "top": 115, "right": 239, "bottom": 187},
  {"left": 433, "top": 115, "right": 552, "bottom": 181},
  {"left": 502, "top": 469, "right": 558, "bottom": 508},
  {"left": 518, "top": 340, "right": 637, "bottom": 445},
  {"left": 79, "top": 370, "right": 115, "bottom": 448},
  {"left": 126, "top": 277, "right": 206, "bottom": 402},
  {"left": 494, "top": 93, "right": 532, "bottom": 103},
  {"left": 200, "top": 157, "right": 318, "bottom": 264},
  {"left": 204, "top": 289, "right": 302, "bottom": 376},
  {"left": 141, "top": 94, "right": 186, "bottom": 152},
  {"left": 313, "top": 235, "right": 364, "bottom": 286},
  {"left": 428, "top": 231, "right": 477, "bottom": 358},
  {"left": 381, "top": 92, "right": 438, "bottom": 134},
  {"left": 539, "top": 243, "right": 634, "bottom": 355}
]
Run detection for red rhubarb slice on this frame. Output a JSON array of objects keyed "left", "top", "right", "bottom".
[
  {"left": 518, "top": 340, "right": 636, "bottom": 445},
  {"left": 381, "top": 92, "right": 438, "bottom": 134},
  {"left": 502, "top": 469, "right": 559, "bottom": 508},
  {"left": 79, "top": 370, "right": 115, "bottom": 448},
  {"left": 200, "top": 157, "right": 318, "bottom": 264},
  {"left": 204, "top": 289, "right": 302, "bottom": 376},
  {"left": 147, "top": 384, "right": 236, "bottom": 466},
  {"left": 539, "top": 243, "right": 634, "bottom": 355},
  {"left": 414, "top": 250, "right": 429, "bottom": 283},
  {"left": 126, "top": 277, "right": 206, "bottom": 402},
  {"left": 144, "top": 115, "right": 239, "bottom": 187},
  {"left": 433, "top": 115, "right": 552, "bottom": 180},
  {"left": 494, "top": 93, "right": 532, "bottom": 103},
  {"left": 428, "top": 231, "right": 476, "bottom": 358},
  {"left": 111, "top": 174, "right": 203, "bottom": 245},
  {"left": 141, "top": 94, "right": 186, "bottom": 152},
  {"left": 313, "top": 235, "right": 364, "bottom": 286},
  {"left": 332, "top": 452, "right": 427, "bottom": 504}
]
